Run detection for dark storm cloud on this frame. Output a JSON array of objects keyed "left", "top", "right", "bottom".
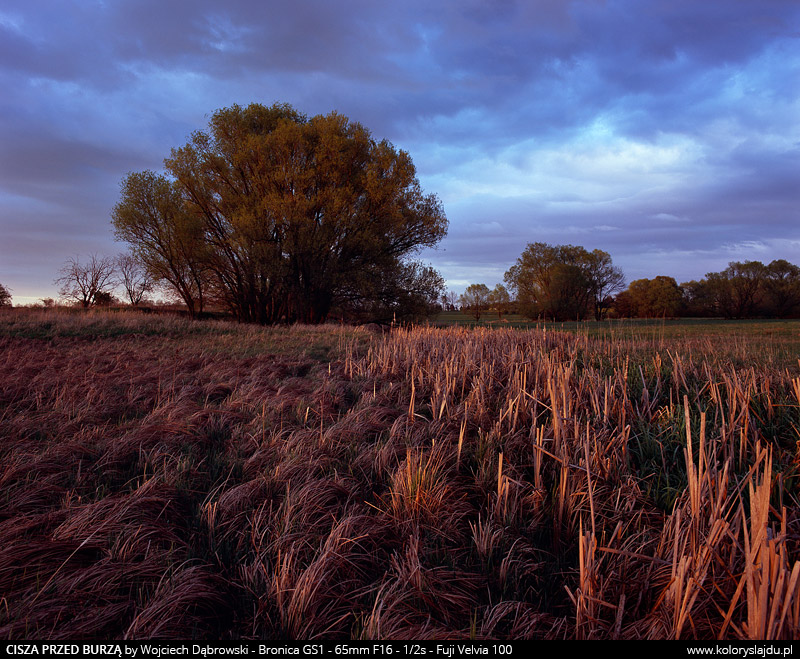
[{"left": 1, "top": 0, "right": 798, "bottom": 300}]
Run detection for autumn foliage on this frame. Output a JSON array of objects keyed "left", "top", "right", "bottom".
[{"left": 112, "top": 103, "right": 447, "bottom": 325}]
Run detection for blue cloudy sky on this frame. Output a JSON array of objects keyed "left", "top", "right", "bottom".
[{"left": 1, "top": 0, "right": 799, "bottom": 303}]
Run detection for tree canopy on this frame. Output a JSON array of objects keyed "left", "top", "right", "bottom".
[
  {"left": 691, "top": 259, "right": 800, "bottom": 319},
  {"left": 504, "top": 242, "right": 624, "bottom": 321},
  {"left": 488, "top": 283, "right": 511, "bottom": 318},
  {"left": 613, "top": 259, "right": 800, "bottom": 319},
  {"left": 616, "top": 276, "right": 683, "bottom": 318},
  {"left": 113, "top": 103, "right": 447, "bottom": 324},
  {"left": 459, "top": 283, "right": 491, "bottom": 320},
  {"left": 112, "top": 170, "right": 210, "bottom": 316}
]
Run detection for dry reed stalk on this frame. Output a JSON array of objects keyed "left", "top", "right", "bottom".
[
  {"left": 388, "top": 446, "right": 459, "bottom": 532},
  {"left": 532, "top": 424, "right": 545, "bottom": 491},
  {"left": 496, "top": 452, "right": 506, "bottom": 519},
  {"left": 575, "top": 518, "right": 599, "bottom": 639},
  {"left": 457, "top": 412, "right": 467, "bottom": 467},
  {"left": 739, "top": 447, "right": 800, "bottom": 640},
  {"left": 584, "top": 427, "right": 597, "bottom": 538}
]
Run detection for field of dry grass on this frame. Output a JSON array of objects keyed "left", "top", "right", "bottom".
[{"left": 1, "top": 308, "right": 799, "bottom": 640}]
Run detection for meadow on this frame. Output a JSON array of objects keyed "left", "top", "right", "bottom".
[{"left": 1, "top": 308, "right": 799, "bottom": 640}]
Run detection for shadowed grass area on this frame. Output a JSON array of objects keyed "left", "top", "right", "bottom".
[{"left": 1, "top": 309, "right": 798, "bottom": 640}]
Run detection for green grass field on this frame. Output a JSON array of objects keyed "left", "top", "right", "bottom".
[
  {"left": 433, "top": 309, "right": 800, "bottom": 334},
  {"left": 432, "top": 311, "right": 800, "bottom": 367}
]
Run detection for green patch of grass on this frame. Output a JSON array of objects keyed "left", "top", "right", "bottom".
[{"left": 431, "top": 310, "right": 540, "bottom": 328}]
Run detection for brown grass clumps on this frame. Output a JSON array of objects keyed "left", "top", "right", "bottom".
[{"left": 0, "top": 310, "right": 798, "bottom": 639}]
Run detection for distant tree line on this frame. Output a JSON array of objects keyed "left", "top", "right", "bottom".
[
  {"left": 46, "top": 253, "right": 154, "bottom": 309},
  {"left": 679, "top": 259, "right": 800, "bottom": 319},
  {"left": 460, "top": 244, "right": 800, "bottom": 321},
  {"left": 458, "top": 283, "right": 511, "bottom": 321},
  {"left": 13, "top": 241, "right": 796, "bottom": 323},
  {"left": 609, "top": 260, "right": 800, "bottom": 319}
]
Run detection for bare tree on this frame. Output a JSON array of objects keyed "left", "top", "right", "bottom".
[
  {"left": 442, "top": 289, "right": 459, "bottom": 311},
  {"left": 116, "top": 253, "right": 153, "bottom": 306},
  {"left": 55, "top": 254, "right": 117, "bottom": 308}
]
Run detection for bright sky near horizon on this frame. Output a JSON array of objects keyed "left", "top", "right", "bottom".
[{"left": 1, "top": 0, "right": 799, "bottom": 304}]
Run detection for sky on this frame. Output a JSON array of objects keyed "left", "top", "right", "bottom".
[{"left": 1, "top": 0, "right": 799, "bottom": 304}]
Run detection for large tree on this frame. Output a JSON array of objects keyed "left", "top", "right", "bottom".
[
  {"left": 705, "top": 261, "right": 766, "bottom": 319},
  {"left": 585, "top": 248, "right": 625, "bottom": 320},
  {"left": 504, "top": 242, "right": 623, "bottom": 321},
  {"left": 459, "top": 283, "right": 491, "bottom": 321},
  {"left": 114, "top": 103, "right": 448, "bottom": 324},
  {"left": 622, "top": 276, "right": 684, "bottom": 317},
  {"left": 763, "top": 259, "right": 800, "bottom": 318},
  {"left": 488, "top": 283, "right": 511, "bottom": 318}
]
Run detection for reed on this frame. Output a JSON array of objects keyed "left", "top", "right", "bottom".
[{"left": 1, "top": 309, "right": 798, "bottom": 639}]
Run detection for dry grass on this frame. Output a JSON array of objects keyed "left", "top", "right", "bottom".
[{"left": 0, "top": 308, "right": 798, "bottom": 640}]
